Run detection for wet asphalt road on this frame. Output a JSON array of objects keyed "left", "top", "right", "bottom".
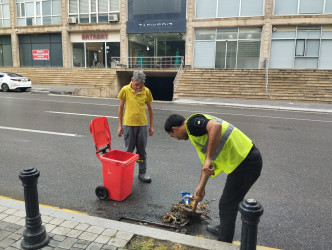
[{"left": 0, "top": 92, "right": 331, "bottom": 250}]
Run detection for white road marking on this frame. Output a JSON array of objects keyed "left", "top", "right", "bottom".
[
  {"left": 158, "top": 108, "right": 332, "bottom": 123},
  {"left": 1, "top": 96, "right": 331, "bottom": 123},
  {"left": 45, "top": 111, "right": 117, "bottom": 119},
  {"left": 0, "top": 126, "right": 82, "bottom": 137}
]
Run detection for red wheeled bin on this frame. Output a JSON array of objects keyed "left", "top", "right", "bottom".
[{"left": 89, "top": 116, "right": 139, "bottom": 201}]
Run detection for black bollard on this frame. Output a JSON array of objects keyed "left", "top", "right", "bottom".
[
  {"left": 239, "top": 198, "right": 264, "bottom": 250},
  {"left": 19, "top": 168, "right": 49, "bottom": 249}
]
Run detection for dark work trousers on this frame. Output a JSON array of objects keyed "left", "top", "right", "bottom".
[
  {"left": 218, "top": 145, "right": 262, "bottom": 242},
  {"left": 123, "top": 125, "right": 148, "bottom": 174}
]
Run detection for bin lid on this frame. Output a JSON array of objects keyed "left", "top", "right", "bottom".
[{"left": 89, "top": 116, "right": 111, "bottom": 151}]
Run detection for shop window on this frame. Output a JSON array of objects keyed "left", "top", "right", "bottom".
[
  {"left": 19, "top": 33, "right": 63, "bottom": 67},
  {"left": 195, "top": 27, "right": 261, "bottom": 69},
  {"left": 73, "top": 43, "right": 85, "bottom": 67},
  {"left": 0, "top": 36, "right": 13, "bottom": 67}
]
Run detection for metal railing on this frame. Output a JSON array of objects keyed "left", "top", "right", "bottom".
[
  {"left": 173, "top": 56, "right": 185, "bottom": 98},
  {"left": 110, "top": 56, "right": 184, "bottom": 69}
]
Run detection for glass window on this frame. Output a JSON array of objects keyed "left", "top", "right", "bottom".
[
  {"left": 42, "top": 0, "right": 51, "bottom": 15},
  {"left": 43, "top": 16, "right": 51, "bottom": 24},
  {"left": 52, "top": 16, "right": 61, "bottom": 24},
  {"left": 69, "top": 0, "right": 78, "bottom": 13},
  {"left": 218, "top": 0, "right": 239, "bottom": 17},
  {"left": 91, "top": 0, "right": 96, "bottom": 12},
  {"left": 86, "top": 42, "right": 105, "bottom": 68},
  {"left": 98, "top": 0, "right": 108, "bottom": 12},
  {"left": 270, "top": 40, "right": 295, "bottom": 68},
  {"left": 295, "top": 40, "right": 305, "bottom": 56},
  {"left": 237, "top": 41, "right": 260, "bottom": 68},
  {"left": 26, "top": 2, "right": 34, "bottom": 16},
  {"left": 299, "top": 0, "right": 324, "bottom": 14},
  {"left": 295, "top": 58, "right": 318, "bottom": 68},
  {"left": 322, "top": 31, "right": 332, "bottom": 39},
  {"left": 326, "top": 0, "right": 332, "bottom": 13},
  {"left": 52, "top": 0, "right": 60, "bottom": 15},
  {"left": 73, "top": 43, "right": 85, "bottom": 67},
  {"left": 194, "top": 41, "right": 216, "bottom": 68},
  {"left": 196, "top": 0, "right": 217, "bottom": 18},
  {"left": 80, "top": 0, "right": 89, "bottom": 13},
  {"left": 319, "top": 40, "right": 332, "bottom": 69},
  {"left": 106, "top": 42, "right": 120, "bottom": 67},
  {"left": 215, "top": 41, "right": 226, "bottom": 68},
  {"left": 272, "top": 31, "right": 297, "bottom": 39},
  {"left": 240, "top": 0, "right": 263, "bottom": 16},
  {"left": 225, "top": 41, "right": 237, "bottom": 68},
  {"left": 305, "top": 40, "right": 320, "bottom": 57},
  {"left": 110, "top": 0, "right": 119, "bottom": 11},
  {"left": 274, "top": 0, "right": 298, "bottom": 15},
  {"left": 195, "top": 29, "right": 216, "bottom": 40}
]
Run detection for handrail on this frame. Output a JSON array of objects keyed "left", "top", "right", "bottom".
[
  {"left": 110, "top": 56, "right": 184, "bottom": 69},
  {"left": 173, "top": 57, "right": 185, "bottom": 98}
]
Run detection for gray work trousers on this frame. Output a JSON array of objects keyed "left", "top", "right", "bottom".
[{"left": 123, "top": 125, "right": 148, "bottom": 174}]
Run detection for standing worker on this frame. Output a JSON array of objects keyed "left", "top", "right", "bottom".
[
  {"left": 117, "top": 70, "right": 154, "bottom": 183},
  {"left": 164, "top": 113, "right": 262, "bottom": 242}
]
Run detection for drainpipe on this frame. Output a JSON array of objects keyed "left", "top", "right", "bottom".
[{"left": 263, "top": 58, "right": 271, "bottom": 99}]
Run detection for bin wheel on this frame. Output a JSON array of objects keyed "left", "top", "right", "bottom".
[{"left": 95, "top": 186, "right": 108, "bottom": 200}]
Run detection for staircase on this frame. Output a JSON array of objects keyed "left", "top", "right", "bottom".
[
  {"left": 1, "top": 67, "right": 116, "bottom": 86},
  {"left": 174, "top": 69, "right": 332, "bottom": 103}
]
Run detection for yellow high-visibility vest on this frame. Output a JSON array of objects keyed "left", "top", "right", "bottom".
[{"left": 186, "top": 114, "right": 253, "bottom": 177}]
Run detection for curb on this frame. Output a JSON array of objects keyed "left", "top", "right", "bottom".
[{"left": 0, "top": 197, "right": 240, "bottom": 250}]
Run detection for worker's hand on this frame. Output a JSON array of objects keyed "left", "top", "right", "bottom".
[
  {"left": 149, "top": 126, "right": 154, "bottom": 136},
  {"left": 202, "top": 158, "right": 215, "bottom": 176},
  {"left": 195, "top": 187, "right": 205, "bottom": 202},
  {"left": 118, "top": 126, "right": 123, "bottom": 137}
]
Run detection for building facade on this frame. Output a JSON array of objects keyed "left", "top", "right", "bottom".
[{"left": 0, "top": 0, "right": 332, "bottom": 70}]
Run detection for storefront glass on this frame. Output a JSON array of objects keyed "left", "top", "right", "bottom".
[
  {"left": 72, "top": 41, "right": 120, "bottom": 68},
  {"left": 128, "top": 33, "right": 185, "bottom": 68},
  {"left": 0, "top": 36, "right": 12, "bottom": 67}
]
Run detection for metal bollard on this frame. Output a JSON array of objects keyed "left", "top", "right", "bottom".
[
  {"left": 239, "top": 198, "right": 264, "bottom": 250},
  {"left": 19, "top": 168, "right": 49, "bottom": 249}
]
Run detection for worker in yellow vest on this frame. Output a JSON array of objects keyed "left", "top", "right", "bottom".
[{"left": 164, "top": 113, "right": 262, "bottom": 243}]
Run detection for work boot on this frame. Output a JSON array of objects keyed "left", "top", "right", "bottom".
[
  {"left": 206, "top": 224, "right": 221, "bottom": 236},
  {"left": 138, "top": 173, "right": 152, "bottom": 183}
]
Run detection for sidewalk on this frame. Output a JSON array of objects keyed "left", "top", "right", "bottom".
[
  {"left": 0, "top": 196, "right": 241, "bottom": 250},
  {"left": 31, "top": 85, "right": 332, "bottom": 114}
]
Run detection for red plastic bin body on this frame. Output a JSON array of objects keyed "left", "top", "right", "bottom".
[{"left": 98, "top": 150, "right": 139, "bottom": 201}]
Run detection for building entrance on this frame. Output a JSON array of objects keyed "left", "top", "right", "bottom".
[{"left": 128, "top": 33, "right": 185, "bottom": 68}]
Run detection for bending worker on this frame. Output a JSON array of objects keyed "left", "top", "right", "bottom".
[
  {"left": 164, "top": 113, "right": 262, "bottom": 242},
  {"left": 117, "top": 70, "right": 154, "bottom": 183}
]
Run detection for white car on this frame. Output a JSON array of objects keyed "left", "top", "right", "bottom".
[{"left": 0, "top": 72, "right": 32, "bottom": 92}]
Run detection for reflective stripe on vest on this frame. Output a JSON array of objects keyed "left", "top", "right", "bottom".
[{"left": 192, "top": 116, "right": 235, "bottom": 160}]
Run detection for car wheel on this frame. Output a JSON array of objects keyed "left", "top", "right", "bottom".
[
  {"left": 1, "top": 83, "right": 9, "bottom": 92},
  {"left": 95, "top": 186, "right": 108, "bottom": 200}
]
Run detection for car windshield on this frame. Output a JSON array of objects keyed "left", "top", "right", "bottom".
[{"left": 7, "top": 73, "right": 23, "bottom": 77}]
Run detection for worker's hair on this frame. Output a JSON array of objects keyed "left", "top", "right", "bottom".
[
  {"left": 132, "top": 70, "right": 146, "bottom": 83},
  {"left": 164, "top": 114, "right": 185, "bottom": 132}
]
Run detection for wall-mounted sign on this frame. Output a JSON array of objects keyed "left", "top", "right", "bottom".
[
  {"left": 127, "top": 19, "right": 186, "bottom": 33},
  {"left": 32, "top": 50, "right": 49, "bottom": 60},
  {"left": 82, "top": 34, "right": 108, "bottom": 40}
]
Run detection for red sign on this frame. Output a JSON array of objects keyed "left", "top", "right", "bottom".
[
  {"left": 32, "top": 50, "right": 49, "bottom": 60},
  {"left": 82, "top": 34, "right": 108, "bottom": 40}
]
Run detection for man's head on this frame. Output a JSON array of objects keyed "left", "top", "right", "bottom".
[
  {"left": 131, "top": 70, "right": 146, "bottom": 92},
  {"left": 164, "top": 114, "right": 189, "bottom": 140}
]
